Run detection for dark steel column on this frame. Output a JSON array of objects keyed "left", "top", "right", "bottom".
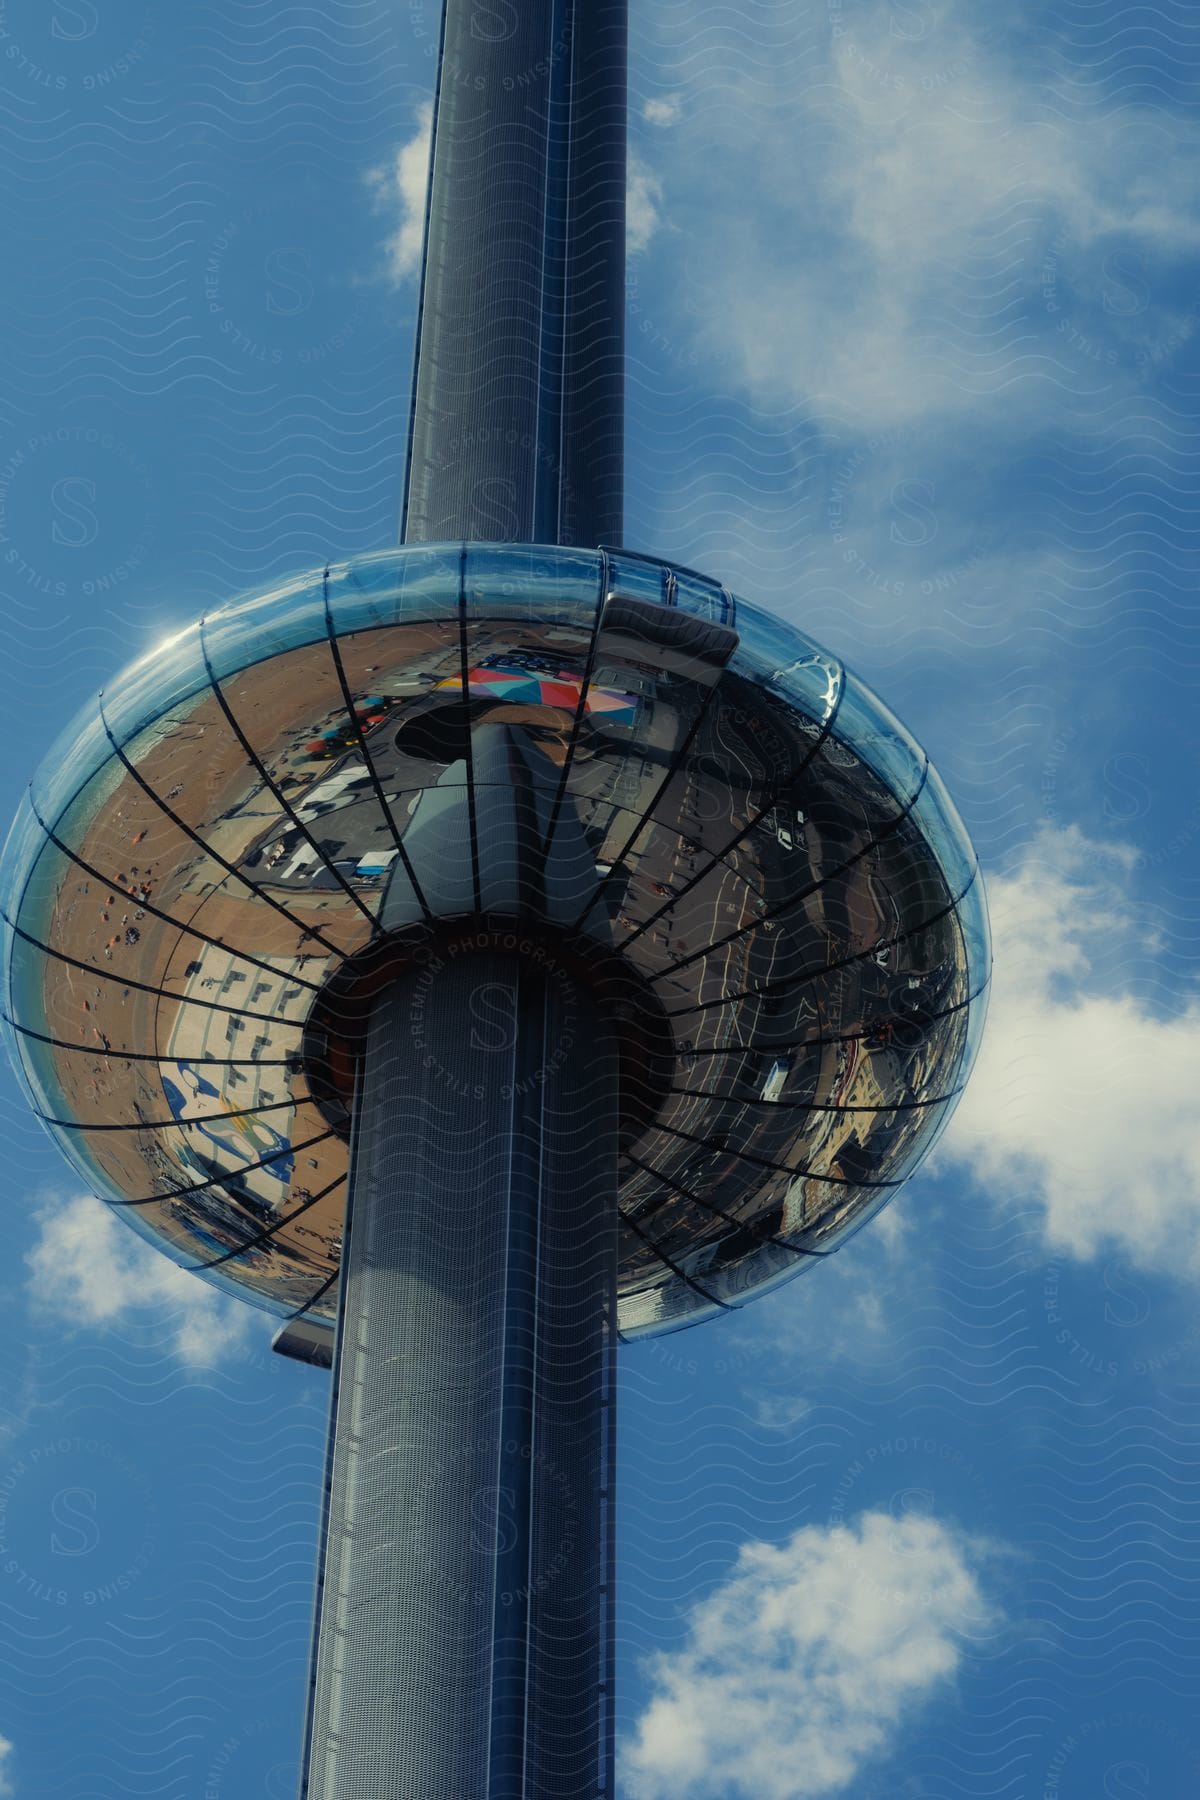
[
  {"left": 401, "top": 0, "right": 627, "bottom": 547},
  {"left": 300, "top": 949, "right": 619, "bottom": 1798}
]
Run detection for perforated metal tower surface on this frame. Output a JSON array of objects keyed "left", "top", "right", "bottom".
[
  {"left": 300, "top": 950, "right": 620, "bottom": 1800},
  {"left": 309, "top": 0, "right": 630, "bottom": 1774},
  {"left": 401, "top": 0, "right": 627, "bottom": 548}
]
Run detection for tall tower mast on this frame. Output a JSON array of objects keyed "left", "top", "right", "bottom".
[
  {"left": 305, "top": 6, "right": 629, "bottom": 1792},
  {"left": 402, "top": 0, "right": 627, "bottom": 548},
  {"left": 0, "top": 3, "right": 991, "bottom": 1797}
]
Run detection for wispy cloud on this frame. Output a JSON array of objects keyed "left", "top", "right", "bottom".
[
  {"left": 643, "top": 94, "right": 682, "bottom": 128},
  {"left": 940, "top": 824, "right": 1200, "bottom": 1273},
  {"left": 366, "top": 102, "right": 434, "bottom": 285},
  {"left": 628, "top": 154, "right": 665, "bottom": 255},
  {"left": 26, "top": 1194, "right": 256, "bottom": 1367},
  {"left": 623, "top": 1509, "right": 996, "bottom": 1800},
  {"left": 0, "top": 1733, "right": 15, "bottom": 1796},
  {"left": 370, "top": 105, "right": 666, "bottom": 280},
  {"left": 641, "top": 4, "right": 1200, "bottom": 430},
  {"left": 752, "top": 1392, "right": 813, "bottom": 1432}
]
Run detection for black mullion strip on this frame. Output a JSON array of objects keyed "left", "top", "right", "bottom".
[
  {"left": 28, "top": 795, "right": 323, "bottom": 996},
  {"left": 683, "top": 977, "right": 988, "bottom": 1058},
  {"left": 625, "top": 1150, "right": 829, "bottom": 1260},
  {"left": 97, "top": 701, "right": 348, "bottom": 961},
  {"left": 457, "top": 546, "right": 483, "bottom": 913},
  {"left": 617, "top": 1205, "right": 735, "bottom": 1312},
  {"left": 647, "top": 757, "right": 931, "bottom": 988},
  {"left": 199, "top": 618, "right": 381, "bottom": 936},
  {"left": 651, "top": 1117, "right": 904, "bottom": 1188},
  {"left": 192, "top": 1173, "right": 345, "bottom": 1272},
  {"left": 666, "top": 867, "right": 980, "bottom": 1020},
  {"left": 538, "top": 551, "right": 608, "bottom": 860},
  {"left": 573, "top": 681, "right": 723, "bottom": 934},
  {"left": 667, "top": 1084, "right": 965, "bottom": 1114},
  {"left": 1, "top": 909, "right": 302, "bottom": 1026},
  {"left": 108, "top": 1126, "right": 334, "bottom": 1207},
  {"left": 2, "top": 1012, "right": 297, "bottom": 1066},
  {"left": 321, "top": 567, "right": 435, "bottom": 924},
  {"left": 283, "top": 1266, "right": 340, "bottom": 1322},
  {"left": 619, "top": 667, "right": 849, "bottom": 951},
  {"left": 37, "top": 1095, "right": 306, "bottom": 1133}
]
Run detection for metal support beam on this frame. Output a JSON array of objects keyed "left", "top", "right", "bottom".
[
  {"left": 401, "top": 0, "right": 627, "bottom": 547},
  {"left": 300, "top": 948, "right": 619, "bottom": 1798}
]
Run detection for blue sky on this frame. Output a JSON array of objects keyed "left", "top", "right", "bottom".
[{"left": 2, "top": 0, "right": 1200, "bottom": 1794}]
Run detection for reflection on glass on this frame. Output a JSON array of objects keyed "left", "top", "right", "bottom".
[{"left": 1, "top": 546, "right": 990, "bottom": 1340}]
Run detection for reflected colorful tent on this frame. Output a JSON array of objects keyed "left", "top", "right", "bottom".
[{"left": 435, "top": 661, "right": 640, "bottom": 723}]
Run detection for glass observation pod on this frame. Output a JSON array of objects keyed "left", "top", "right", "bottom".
[{"left": 0, "top": 544, "right": 990, "bottom": 1341}]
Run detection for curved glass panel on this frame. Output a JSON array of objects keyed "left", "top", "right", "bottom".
[
  {"left": 604, "top": 550, "right": 671, "bottom": 609},
  {"left": 726, "top": 598, "right": 840, "bottom": 711},
  {"left": 911, "top": 755, "right": 981, "bottom": 901},
  {"left": 93, "top": 622, "right": 211, "bottom": 761},
  {"left": 0, "top": 545, "right": 990, "bottom": 1340},
  {"left": 668, "top": 562, "right": 735, "bottom": 627},
  {"left": 339, "top": 544, "right": 463, "bottom": 626},
  {"left": 825, "top": 672, "right": 929, "bottom": 810},
  {"left": 24, "top": 695, "right": 116, "bottom": 849},
  {"left": 463, "top": 542, "right": 604, "bottom": 625},
  {"left": 201, "top": 572, "right": 329, "bottom": 684}
]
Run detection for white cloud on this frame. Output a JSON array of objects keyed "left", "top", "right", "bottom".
[
  {"left": 0, "top": 1733, "right": 14, "bottom": 1796},
  {"left": 26, "top": 1194, "right": 256, "bottom": 1367},
  {"left": 628, "top": 154, "right": 665, "bottom": 254},
  {"left": 940, "top": 825, "right": 1200, "bottom": 1273},
  {"left": 366, "top": 102, "right": 434, "bottom": 284},
  {"left": 753, "top": 1392, "right": 813, "bottom": 1432},
  {"left": 623, "top": 1509, "right": 995, "bottom": 1800},
  {"left": 371, "top": 109, "right": 667, "bottom": 276},
  {"left": 643, "top": 3, "right": 1200, "bottom": 429},
  {"left": 643, "top": 95, "right": 682, "bottom": 127}
]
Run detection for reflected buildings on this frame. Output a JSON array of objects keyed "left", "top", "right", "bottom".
[
  {"left": 2, "top": 546, "right": 988, "bottom": 1340},
  {"left": 0, "top": 0, "right": 989, "bottom": 1794}
]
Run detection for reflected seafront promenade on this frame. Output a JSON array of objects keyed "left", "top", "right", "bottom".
[{"left": 2, "top": 542, "right": 990, "bottom": 1342}]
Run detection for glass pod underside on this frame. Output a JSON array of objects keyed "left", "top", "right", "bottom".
[{"left": 1, "top": 545, "right": 990, "bottom": 1339}]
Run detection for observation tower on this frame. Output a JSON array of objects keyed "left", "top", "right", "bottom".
[{"left": 0, "top": 3, "right": 990, "bottom": 1797}]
